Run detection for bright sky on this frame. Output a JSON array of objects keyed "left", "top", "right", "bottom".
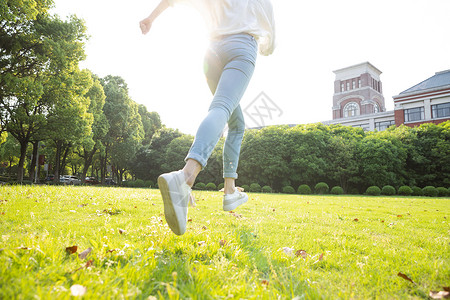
[{"left": 52, "top": 0, "right": 450, "bottom": 135}]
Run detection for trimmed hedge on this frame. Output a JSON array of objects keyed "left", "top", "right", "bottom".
[
  {"left": 206, "top": 182, "right": 217, "bottom": 191},
  {"left": 242, "top": 185, "right": 250, "bottom": 192},
  {"left": 262, "top": 185, "right": 272, "bottom": 193},
  {"left": 249, "top": 183, "right": 261, "bottom": 193},
  {"left": 422, "top": 186, "right": 438, "bottom": 197},
  {"left": 412, "top": 186, "right": 423, "bottom": 196},
  {"left": 331, "top": 186, "right": 344, "bottom": 195},
  {"left": 381, "top": 185, "right": 396, "bottom": 196},
  {"left": 282, "top": 186, "right": 295, "bottom": 194},
  {"left": 314, "top": 182, "right": 329, "bottom": 194},
  {"left": 436, "top": 187, "right": 449, "bottom": 197},
  {"left": 366, "top": 186, "right": 381, "bottom": 196},
  {"left": 218, "top": 183, "right": 224, "bottom": 191},
  {"left": 297, "top": 184, "right": 312, "bottom": 195},
  {"left": 194, "top": 182, "right": 206, "bottom": 190},
  {"left": 398, "top": 186, "right": 413, "bottom": 196}
]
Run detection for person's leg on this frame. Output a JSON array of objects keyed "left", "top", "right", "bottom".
[
  {"left": 185, "top": 34, "right": 257, "bottom": 183},
  {"left": 223, "top": 105, "right": 245, "bottom": 194}
]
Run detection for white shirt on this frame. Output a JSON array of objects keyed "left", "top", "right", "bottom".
[{"left": 167, "top": 0, "right": 276, "bottom": 56}]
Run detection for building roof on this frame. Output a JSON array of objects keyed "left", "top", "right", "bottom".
[{"left": 400, "top": 69, "right": 450, "bottom": 94}]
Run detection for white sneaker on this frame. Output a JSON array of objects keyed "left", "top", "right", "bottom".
[
  {"left": 157, "top": 170, "right": 191, "bottom": 235},
  {"left": 223, "top": 188, "right": 248, "bottom": 211}
]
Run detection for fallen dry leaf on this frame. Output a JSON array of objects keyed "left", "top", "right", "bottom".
[
  {"left": 397, "top": 215, "right": 403, "bottom": 218},
  {"left": 118, "top": 228, "right": 125, "bottom": 234},
  {"left": 70, "top": 284, "right": 87, "bottom": 297},
  {"left": 319, "top": 253, "right": 324, "bottom": 261},
  {"left": 295, "top": 250, "right": 308, "bottom": 259},
  {"left": 66, "top": 245, "right": 78, "bottom": 255},
  {"left": 353, "top": 218, "right": 359, "bottom": 222},
  {"left": 188, "top": 218, "right": 193, "bottom": 222},
  {"left": 261, "top": 280, "right": 269, "bottom": 286},
  {"left": 397, "top": 272, "right": 415, "bottom": 284},
  {"left": 429, "top": 291, "right": 450, "bottom": 299},
  {"left": 219, "top": 239, "right": 227, "bottom": 246},
  {"left": 78, "top": 248, "right": 92, "bottom": 260},
  {"left": 197, "top": 241, "right": 206, "bottom": 246}
]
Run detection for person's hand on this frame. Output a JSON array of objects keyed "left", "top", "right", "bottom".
[{"left": 139, "top": 17, "right": 153, "bottom": 35}]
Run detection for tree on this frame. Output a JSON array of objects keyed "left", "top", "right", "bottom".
[
  {"left": 45, "top": 69, "right": 94, "bottom": 179},
  {"left": 138, "top": 105, "right": 162, "bottom": 146},
  {"left": 1, "top": 11, "right": 88, "bottom": 181},
  {"left": 101, "top": 76, "right": 144, "bottom": 183},
  {"left": 74, "top": 74, "right": 108, "bottom": 181}
]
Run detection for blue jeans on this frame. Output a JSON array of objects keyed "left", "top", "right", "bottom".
[{"left": 185, "top": 33, "right": 257, "bottom": 179}]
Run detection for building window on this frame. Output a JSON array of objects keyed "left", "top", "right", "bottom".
[
  {"left": 346, "top": 82, "right": 350, "bottom": 91},
  {"left": 352, "top": 81, "right": 356, "bottom": 89},
  {"left": 404, "top": 107, "right": 425, "bottom": 122},
  {"left": 375, "top": 120, "right": 395, "bottom": 131},
  {"left": 341, "top": 83, "right": 345, "bottom": 92},
  {"left": 358, "top": 79, "right": 361, "bottom": 88},
  {"left": 432, "top": 102, "right": 450, "bottom": 118},
  {"left": 343, "top": 102, "right": 360, "bottom": 117}
]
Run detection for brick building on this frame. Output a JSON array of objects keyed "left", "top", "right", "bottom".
[
  {"left": 393, "top": 69, "right": 450, "bottom": 127},
  {"left": 324, "top": 63, "right": 449, "bottom": 130}
]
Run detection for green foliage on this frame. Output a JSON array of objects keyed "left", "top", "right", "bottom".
[
  {"left": 314, "top": 182, "right": 329, "bottom": 194},
  {"left": 436, "top": 187, "right": 449, "bottom": 197},
  {"left": 422, "top": 186, "right": 438, "bottom": 197},
  {"left": 261, "top": 185, "right": 272, "bottom": 193},
  {"left": 218, "top": 183, "right": 224, "bottom": 190},
  {"left": 398, "top": 186, "right": 413, "bottom": 196},
  {"left": 242, "top": 184, "right": 250, "bottom": 192},
  {"left": 206, "top": 182, "right": 217, "bottom": 191},
  {"left": 249, "top": 183, "right": 261, "bottom": 193},
  {"left": 282, "top": 186, "right": 295, "bottom": 194},
  {"left": 412, "top": 186, "right": 424, "bottom": 196},
  {"left": 194, "top": 182, "right": 206, "bottom": 190},
  {"left": 297, "top": 184, "right": 312, "bottom": 195},
  {"left": 366, "top": 186, "right": 381, "bottom": 196},
  {"left": 331, "top": 186, "right": 344, "bottom": 195},
  {"left": 381, "top": 185, "right": 396, "bottom": 196}
]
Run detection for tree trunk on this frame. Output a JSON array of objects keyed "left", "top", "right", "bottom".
[
  {"left": 29, "top": 141, "right": 39, "bottom": 184},
  {"left": 17, "top": 140, "right": 28, "bottom": 183},
  {"left": 54, "top": 140, "right": 62, "bottom": 180},
  {"left": 81, "top": 146, "right": 96, "bottom": 183}
]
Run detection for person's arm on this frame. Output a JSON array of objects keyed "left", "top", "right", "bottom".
[{"left": 139, "top": 0, "right": 170, "bottom": 35}]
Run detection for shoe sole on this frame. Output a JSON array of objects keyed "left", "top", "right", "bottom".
[
  {"left": 158, "top": 175, "right": 184, "bottom": 235},
  {"left": 223, "top": 195, "right": 248, "bottom": 211}
]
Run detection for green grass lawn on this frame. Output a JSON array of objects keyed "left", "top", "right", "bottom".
[{"left": 0, "top": 185, "right": 448, "bottom": 299}]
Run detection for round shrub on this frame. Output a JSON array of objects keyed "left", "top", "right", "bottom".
[
  {"left": 412, "top": 186, "right": 423, "bottom": 196},
  {"left": 437, "top": 187, "right": 449, "bottom": 197},
  {"left": 331, "top": 186, "right": 344, "bottom": 195},
  {"left": 314, "top": 182, "right": 329, "bottom": 194},
  {"left": 422, "top": 186, "right": 438, "bottom": 197},
  {"left": 135, "top": 179, "right": 145, "bottom": 187},
  {"left": 381, "top": 185, "right": 396, "bottom": 196},
  {"left": 366, "top": 186, "right": 381, "bottom": 196},
  {"left": 145, "top": 180, "right": 154, "bottom": 188},
  {"left": 262, "top": 185, "right": 272, "bottom": 193},
  {"left": 398, "top": 186, "right": 413, "bottom": 196},
  {"left": 249, "top": 183, "right": 261, "bottom": 193},
  {"left": 218, "top": 183, "right": 224, "bottom": 191},
  {"left": 242, "top": 185, "right": 250, "bottom": 192},
  {"left": 297, "top": 184, "right": 312, "bottom": 195},
  {"left": 282, "top": 186, "right": 295, "bottom": 194},
  {"left": 206, "top": 182, "right": 217, "bottom": 191},
  {"left": 194, "top": 182, "right": 206, "bottom": 190}
]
